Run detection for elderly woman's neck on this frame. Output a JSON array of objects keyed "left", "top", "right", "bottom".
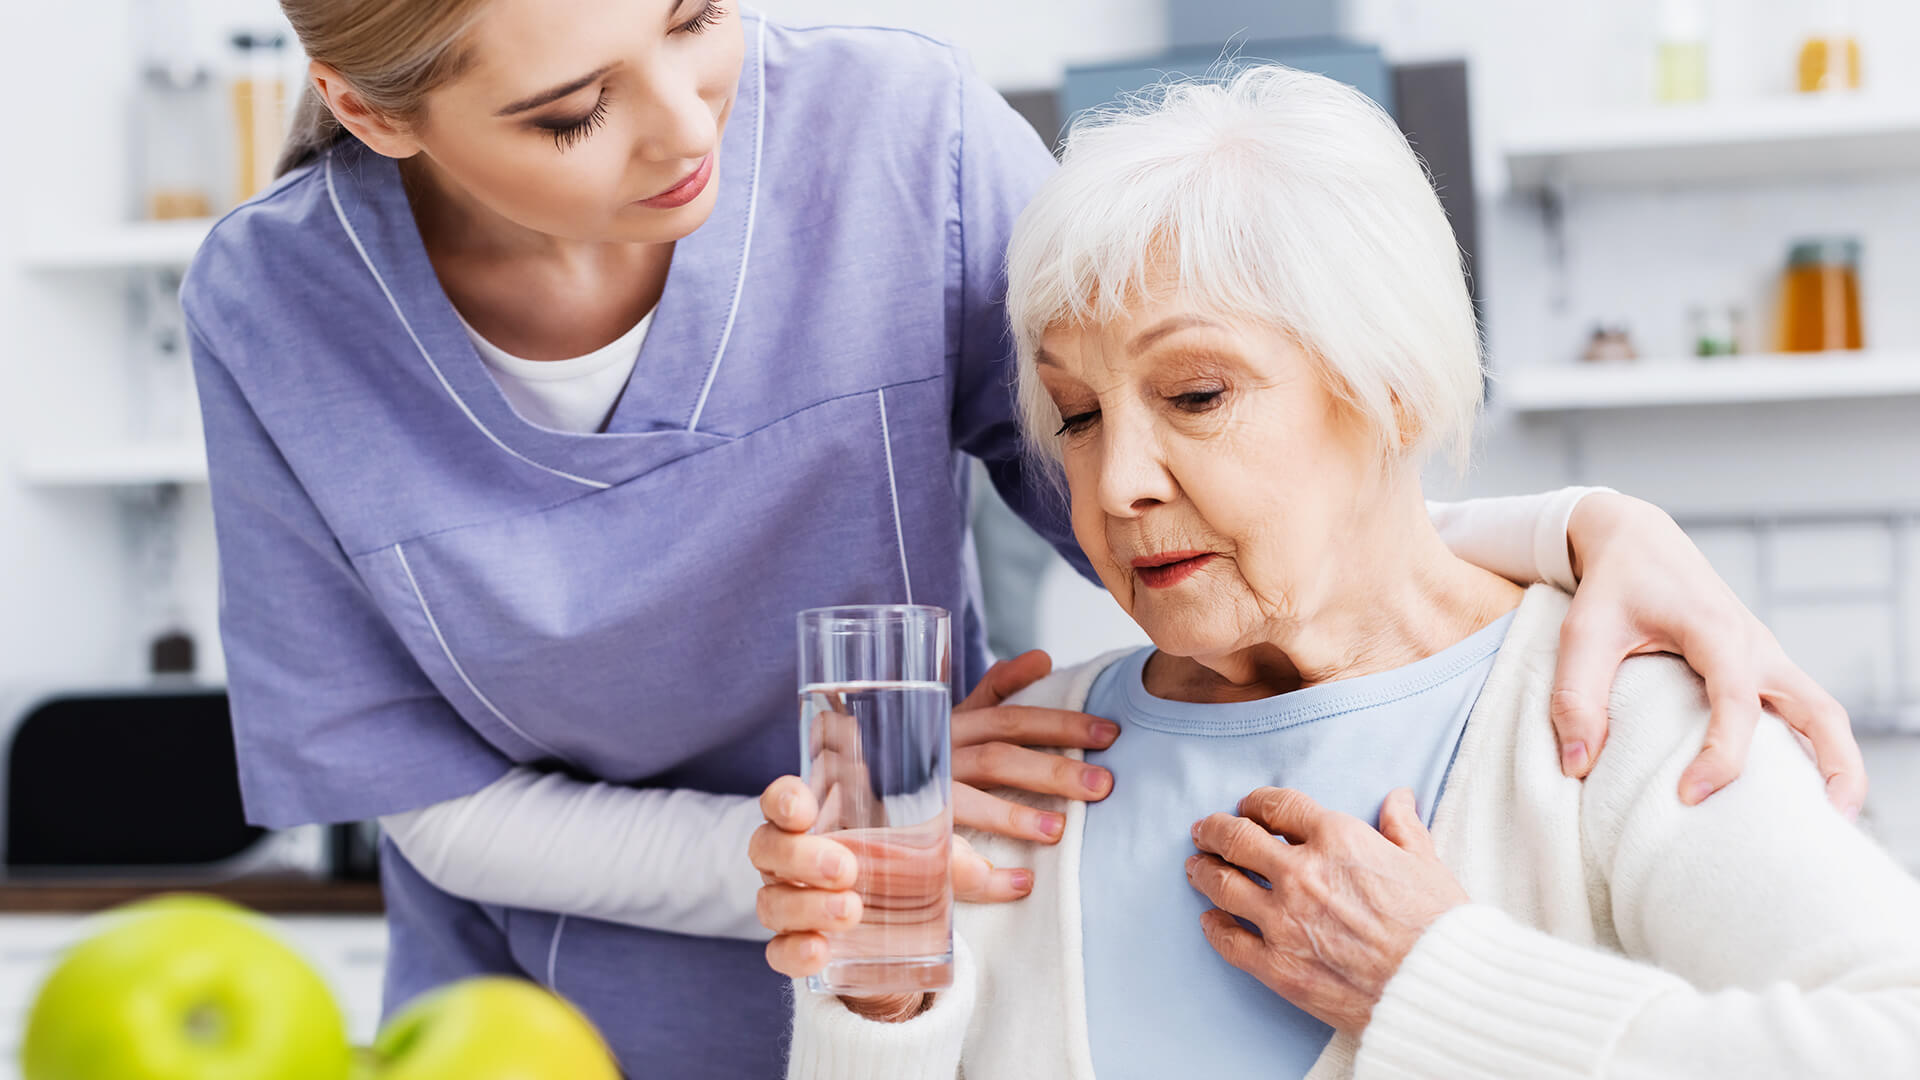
[{"left": 1148, "top": 499, "right": 1524, "bottom": 704}]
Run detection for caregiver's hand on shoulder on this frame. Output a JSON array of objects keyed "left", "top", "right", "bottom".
[
  {"left": 952, "top": 650, "right": 1119, "bottom": 844},
  {"left": 1558, "top": 491, "right": 1865, "bottom": 815},
  {"left": 1187, "top": 787, "right": 1465, "bottom": 1036},
  {"left": 749, "top": 775, "right": 1018, "bottom": 1022}
]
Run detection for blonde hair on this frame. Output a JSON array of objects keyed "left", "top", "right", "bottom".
[
  {"left": 1006, "top": 65, "right": 1483, "bottom": 471},
  {"left": 275, "top": 0, "right": 494, "bottom": 176}
]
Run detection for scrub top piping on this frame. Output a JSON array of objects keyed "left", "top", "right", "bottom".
[
  {"left": 392, "top": 543, "right": 580, "bottom": 766},
  {"left": 324, "top": 149, "right": 612, "bottom": 491},
  {"left": 686, "top": 14, "right": 768, "bottom": 433},
  {"left": 876, "top": 388, "right": 914, "bottom": 604},
  {"left": 547, "top": 913, "right": 568, "bottom": 991}
]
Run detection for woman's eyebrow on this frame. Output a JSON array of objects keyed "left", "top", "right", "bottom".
[
  {"left": 495, "top": 62, "right": 620, "bottom": 116},
  {"left": 1129, "top": 315, "right": 1226, "bottom": 355}
]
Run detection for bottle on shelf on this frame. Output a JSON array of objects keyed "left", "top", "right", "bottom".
[
  {"left": 1798, "top": 0, "right": 1863, "bottom": 93},
  {"left": 230, "top": 30, "right": 290, "bottom": 205},
  {"left": 1655, "top": 0, "right": 1709, "bottom": 104},
  {"left": 1779, "top": 237, "right": 1864, "bottom": 354}
]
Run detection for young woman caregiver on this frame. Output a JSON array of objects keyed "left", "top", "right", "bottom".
[{"left": 181, "top": 0, "right": 1866, "bottom": 1075}]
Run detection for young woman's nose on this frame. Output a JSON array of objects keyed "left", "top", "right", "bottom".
[{"left": 627, "top": 61, "right": 719, "bottom": 164}]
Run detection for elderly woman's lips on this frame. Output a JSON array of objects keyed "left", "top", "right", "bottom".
[{"left": 1134, "top": 553, "right": 1215, "bottom": 589}]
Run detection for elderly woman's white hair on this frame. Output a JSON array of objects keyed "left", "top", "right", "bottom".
[{"left": 1007, "top": 64, "right": 1483, "bottom": 469}]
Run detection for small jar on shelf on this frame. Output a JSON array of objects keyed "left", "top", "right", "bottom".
[
  {"left": 1779, "top": 237, "right": 1864, "bottom": 354},
  {"left": 1798, "top": 0, "right": 1863, "bottom": 93}
]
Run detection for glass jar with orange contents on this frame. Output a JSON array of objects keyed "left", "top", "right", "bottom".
[
  {"left": 1798, "top": 0, "right": 1863, "bottom": 93},
  {"left": 1779, "top": 238, "right": 1863, "bottom": 354}
]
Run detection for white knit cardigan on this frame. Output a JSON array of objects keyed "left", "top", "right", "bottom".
[{"left": 787, "top": 586, "right": 1920, "bottom": 1079}]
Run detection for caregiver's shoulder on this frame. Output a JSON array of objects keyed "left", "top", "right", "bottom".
[
  {"left": 178, "top": 156, "right": 341, "bottom": 341},
  {"left": 760, "top": 17, "right": 996, "bottom": 131}
]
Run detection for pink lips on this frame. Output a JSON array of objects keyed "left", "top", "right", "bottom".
[
  {"left": 636, "top": 153, "right": 713, "bottom": 209},
  {"left": 1131, "top": 552, "right": 1216, "bottom": 589}
]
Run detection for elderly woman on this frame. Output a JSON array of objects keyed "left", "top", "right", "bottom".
[{"left": 752, "top": 67, "right": 1920, "bottom": 1078}]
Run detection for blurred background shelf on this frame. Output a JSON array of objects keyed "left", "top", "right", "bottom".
[
  {"left": 1497, "top": 352, "right": 1920, "bottom": 412},
  {"left": 17, "top": 218, "right": 213, "bottom": 271},
  {"left": 1504, "top": 96, "right": 1920, "bottom": 191},
  {"left": 18, "top": 442, "right": 209, "bottom": 487}
]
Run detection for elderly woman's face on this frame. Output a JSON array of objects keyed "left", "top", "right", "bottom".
[{"left": 1037, "top": 291, "right": 1390, "bottom": 661}]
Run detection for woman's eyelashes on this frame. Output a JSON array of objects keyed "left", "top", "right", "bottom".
[
  {"left": 1170, "top": 388, "right": 1225, "bottom": 413},
  {"left": 535, "top": 2, "right": 726, "bottom": 151},
  {"left": 676, "top": 0, "right": 726, "bottom": 34},
  {"left": 1056, "top": 409, "right": 1100, "bottom": 437},
  {"left": 540, "top": 93, "right": 611, "bottom": 152}
]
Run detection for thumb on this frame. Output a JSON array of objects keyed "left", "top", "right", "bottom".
[
  {"left": 957, "top": 650, "right": 1054, "bottom": 712},
  {"left": 950, "top": 834, "right": 1034, "bottom": 904},
  {"left": 1378, "top": 788, "right": 1436, "bottom": 859}
]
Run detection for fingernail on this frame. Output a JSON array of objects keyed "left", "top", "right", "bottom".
[
  {"left": 1092, "top": 721, "right": 1121, "bottom": 743},
  {"left": 1082, "top": 766, "right": 1110, "bottom": 795},
  {"left": 1184, "top": 854, "right": 1200, "bottom": 875},
  {"left": 1038, "top": 813, "right": 1064, "bottom": 840},
  {"left": 1010, "top": 869, "right": 1033, "bottom": 892},
  {"left": 821, "top": 851, "right": 848, "bottom": 880},
  {"left": 778, "top": 793, "right": 795, "bottom": 819},
  {"left": 1191, "top": 820, "right": 1202, "bottom": 840},
  {"left": 1684, "top": 780, "right": 1714, "bottom": 805},
  {"left": 1841, "top": 801, "right": 1863, "bottom": 822},
  {"left": 827, "top": 894, "right": 849, "bottom": 918},
  {"left": 1560, "top": 740, "right": 1588, "bottom": 776}
]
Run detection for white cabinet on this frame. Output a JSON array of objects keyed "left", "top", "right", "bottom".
[{"left": 0, "top": 913, "right": 387, "bottom": 1078}]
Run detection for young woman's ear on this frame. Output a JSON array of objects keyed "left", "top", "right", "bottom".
[{"left": 308, "top": 61, "right": 423, "bottom": 160}]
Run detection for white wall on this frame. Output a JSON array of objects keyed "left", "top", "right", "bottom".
[{"left": 752, "top": 0, "right": 1166, "bottom": 89}]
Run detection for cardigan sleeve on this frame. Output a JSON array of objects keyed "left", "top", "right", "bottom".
[
  {"left": 786, "top": 934, "right": 977, "bottom": 1080},
  {"left": 1354, "top": 657, "right": 1920, "bottom": 1079},
  {"left": 1426, "top": 487, "right": 1612, "bottom": 593}
]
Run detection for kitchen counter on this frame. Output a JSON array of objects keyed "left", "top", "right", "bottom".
[{"left": 0, "top": 876, "right": 381, "bottom": 914}]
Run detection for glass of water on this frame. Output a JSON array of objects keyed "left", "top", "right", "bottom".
[{"left": 797, "top": 605, "right": 954, "bottom": 996}]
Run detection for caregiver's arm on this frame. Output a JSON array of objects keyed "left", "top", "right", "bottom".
[
  {"left": 1441, "top": 488, "right": 1865, "bottom": 812},
  {"left": 1358, "top": 666, "right": 1920, "bottom": 1079},
  {"left": 380, "top": 770, "right": 771, "bottom": 940}
]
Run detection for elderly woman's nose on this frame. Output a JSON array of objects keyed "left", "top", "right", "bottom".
[{"left": 1094, "top": 423, "right": 1176, "bottom": 516}]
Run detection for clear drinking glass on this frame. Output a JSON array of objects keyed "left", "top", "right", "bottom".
[{"left": 797, "top": 605, "right": 954, "bottom": 995}]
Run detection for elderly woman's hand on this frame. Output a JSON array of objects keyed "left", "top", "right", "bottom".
[
  {"left": 1556, "top": 493, "right": 1866, "bottom": 815},
  {"left": 1186, "top": 787, "right": 1466, "bottom": 1035},
  {"left": 750, "top": 775, "right": 1018, "bottom": 1023}
]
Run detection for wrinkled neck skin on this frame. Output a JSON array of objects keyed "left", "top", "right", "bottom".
[{"left": 1143, "top": 468, "right": 1524, "bottom": 705}]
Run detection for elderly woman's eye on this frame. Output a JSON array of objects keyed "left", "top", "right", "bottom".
[
  {"left": 1170, "top": 390, "right": 1224, "bottom": 412},
  {"left": 1055, "top": 410, "right": 1100, "bottom": 436}
]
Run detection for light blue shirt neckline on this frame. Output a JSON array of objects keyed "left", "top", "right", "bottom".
[{"left": 1078, "top": 609, "right": 1516, "bottom": 1080}]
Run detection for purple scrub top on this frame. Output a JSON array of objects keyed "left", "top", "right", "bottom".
[{"left": 181, "top": 16, "right": 1081, "bottom": 1076}]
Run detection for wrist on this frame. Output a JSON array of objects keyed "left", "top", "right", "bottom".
[
  {"left": 841, "top": 991, "right": 931, "bottom": 1024},
  {"left": 1565, "top": 490, "right": 1657, "bottom": 583}
]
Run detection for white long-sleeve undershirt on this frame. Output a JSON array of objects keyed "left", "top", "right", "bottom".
[{"left": 379, "top": 487, "right": 1610, "bottom": 938}]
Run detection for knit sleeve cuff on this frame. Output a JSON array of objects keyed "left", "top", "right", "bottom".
[
  {"left": 1355, "top": 905, "right": 1679, "bottom": 1080},
  {"left": 1535, "top": 486, "right": 1613, "bottom": 592},
  {"left": 786, "top": 934, "right": 975, "bottom": 1080}
]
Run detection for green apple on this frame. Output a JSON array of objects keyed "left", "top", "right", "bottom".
[
  {"left": 369, "top": 977, "right": 621, "bottom": 1080},
  {"left": 21, "top": 894, "right": 351, "bottom": 1080}
]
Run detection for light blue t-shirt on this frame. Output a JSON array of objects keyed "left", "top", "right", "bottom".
[{"left": 1079, "top": 611, "right": 1516, "bottom": 1079}]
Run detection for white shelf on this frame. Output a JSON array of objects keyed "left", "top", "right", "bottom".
[
  {"left": 18, "top": 442, "right": 209, "bottom": 487},
  {"left": 1498, "top": 352, "right": 1920, "bottom": 412},
  {"left": 1503, "top": 95, "right": 1920, "bottom": 191},
  {"left": 17, "top": 218, "right": 214, "bottom": 271}
]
